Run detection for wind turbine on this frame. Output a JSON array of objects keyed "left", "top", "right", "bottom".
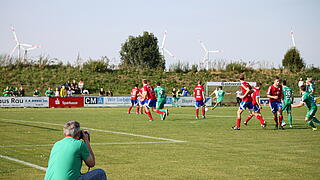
[
  {"left": 160, "top": 31, "right": 176, "bottom": 59},
  {"left": 10, "top": 26, "right": 40, "bottom": 60},
  {"left": 199, "top": 40, "right": 222, "bottom": 70},
  {"left": 290, "top": 30, "right": 296, "bottom": 48}
]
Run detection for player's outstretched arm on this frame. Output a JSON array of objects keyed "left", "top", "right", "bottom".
[{"left": 291, "top": 102, "right": 304, "bottom": 108}]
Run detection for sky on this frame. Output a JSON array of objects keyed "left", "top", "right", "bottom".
[{"left": 1, "top": 0, "right": 320, "bottom": 68}]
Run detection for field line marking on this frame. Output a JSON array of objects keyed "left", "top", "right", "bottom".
[
  {"left": 0, "top": 154, "right": 47, "bottom": 171},
  {"left": 0, "top": 118, "right": 186, "bottom": 143}
]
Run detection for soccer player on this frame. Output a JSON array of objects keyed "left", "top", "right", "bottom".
[
  {"left": 292, "top": 85, "right": 320, "bottom": 131},
  {"left": 193, "top": 80, "right": 206, "bottom": 119},
  {"left": 141, "top": 79, "right": 167, "bottom": 121},
  {"left": 154, "top": 82, "right": 169, "bottom": 120},
  {"left": 232, "top": 74, "right": 254, "bottom": 130},
  {"left": 267, "top": 76, "right": 284, "bottom": 130},
  {"left": 128, "top": 84, "right": 140, "bottom": 114},
  {"left": 282, "top": 80, "right": 294, "bottom": 128},
  {"left": 211, "top": 86, "right": 231, "bottom": 110},
  {"left": 244, "top": 83, "right": 266, "bottom": 127},
  {"left": 138, "top": 86, "right": 144, "bottom": 114}
]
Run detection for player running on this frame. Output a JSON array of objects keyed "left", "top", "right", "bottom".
[
  {"left": 138, "top": 86, "right": 145, "bottom": 114},
  {"left": 292, "top": 85, "right": 320, "bottom": 131},
  {"left": 232, "top": 74, "right": 254, "bottom": 130},
  {"left": 282, "top": 80, "right": 294, "bottom": 128},
  {"left": 210, "top": 86, "right": 231, "bottom": 110},
  {"left": 267, "top": 76, "right": 284, "bottom": 130},
  {"left": 193, "top": 80, "right": 206, "bottom": 119},
  {"left": 154, "top": 82, "right": 169, "bottom": 120},
  {"left": 141, "top": 79, "right": 167, "bottom": 121},
  {"left": 128, "top": 84, "right": 140, "bottom": 114},
  {"left": 243, "top": 83, "right": 266, "bottom": 127}
]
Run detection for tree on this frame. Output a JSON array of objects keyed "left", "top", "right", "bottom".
[
  {"left": 282, "top": 48, "right": 305, "bottom": 72},
  {"left": 119, "top": 32, "right": 165, "bottom": 70}
]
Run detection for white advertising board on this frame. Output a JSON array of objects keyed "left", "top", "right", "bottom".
[{"left": 0, "top": 97, "right": 49, "bottom": 107}]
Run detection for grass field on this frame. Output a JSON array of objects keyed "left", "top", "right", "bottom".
[{"left": 0, "top": 107, "right": 319, "bottom": 180}]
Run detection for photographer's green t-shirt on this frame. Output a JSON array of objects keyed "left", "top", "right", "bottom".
[{"left": 44, "top": 137, "right": 90, "bottom": 180}]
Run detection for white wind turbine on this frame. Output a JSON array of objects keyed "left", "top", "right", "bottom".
[
  {"left": 160, "top": 31, "right": 176, "bottom": 60},
  {"left": 199, "top": 40, "right": 222, "bottom": 70},
  {"left": 290, "top": 30, "right": 296, "bottom": 48},
  {"left": 10, "top": 26, "right": 40, "bottom": 60}
]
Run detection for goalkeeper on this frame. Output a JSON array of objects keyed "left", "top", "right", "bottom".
[{"left": 210, "top": 86, "right": 231, "bottom": 110}]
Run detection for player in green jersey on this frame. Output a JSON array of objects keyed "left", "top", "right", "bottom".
[
  {"left": 282, "top": 80, "right": 294, "bottom": 128},
  {"left": 154, "top": 82, "right": 169, "bottom": 120},
  {"left": 292, "top": 85, "right": 320, "bottom": 131},
  {"left": 210, "top": 86, "right": 231, "bottom": 110}
]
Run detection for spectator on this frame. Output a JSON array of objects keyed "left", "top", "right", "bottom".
[
  {"left": 82, "top": 89, "right": 90, "bottom": 95},
  {"left": 44, "top": 120, "right": 107, "bottom": 180},
  {"left": 19, "top": 86, "right": 25, "bottom": 97},
  {"left": 235, "top": 89, "right": 242, "bottom": 106},
  {"left": 33, "top": 89, "right": 41, "bottom": 97},
  {"left": 12, "top": 87, "right": 19, "bottom": 97},
  {"left": 79, "top": 79, "right": 85, "bottom": 93},
  {"left": 298, "top": 78, "right": 304, "bottom": 88},
  {"left": 99, "top": 88, "right": 106, "bottom": 96},
  {"left": 65, "top": 80, "right": 71, "bottom": 89},
  {"left": 3, "top": 86, "right": 10, "bottom": 96},
  {"left": 74, "top": 84, "right": 80, "bottom": 94},
  {"left": 54, "top": 87, "right": 60, "bottom": 97},
  {"left": 181, "top": 87, "right": 191, "bottom": 96},
  {"left": 106, "top": 90, "right": 113, "bottom": 97},
  {"left": 71, "top": 79, "right": 76, "bottom": 88},
  {"left": 60, "top": 86, "right": 67, "bottom": 97},
  {"left": 45, "top": 87, "right": 54, "bottom": 97},
  {"left": 67, "top": 87, "right": 73, "bottom": 97}
]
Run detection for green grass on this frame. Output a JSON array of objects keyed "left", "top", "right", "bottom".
[{"left": 0, "top": 107, "right": 319, "bottom": 180}]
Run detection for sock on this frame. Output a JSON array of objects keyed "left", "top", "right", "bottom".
[
  {"left": 255, "top": 114, "right": 265, "bottom": 125},
  {"left": 196, "top": 109, "right": 199, "bottom": 117},
  {"left": 236, "top": 117, "right": 241, "bottom": 128},
  {"left": 308, "top": 121, "right": 316, "bottom": 128},
  {"left": 140, "top": 107, "right": 143, "bottom": 114},
  {"left": 128, "top": 106, "right": 132, "bottom": 113},
  {"left": 245, "top": 114, "right": 254, "bottom": 123},
  {"left": 279, "top": 115, "right": 283, "bottom": 126},
  {"left": 274, "top": 116, "right": 278, "bottom": 125},
  {"left": 136, "top": 106, "right": 139, "bottom": 113},
  {"left": 312, "top": 117, "right": 320, "bottom": 124},
  {"left": 155, "top": 109, "right": 165, "bottom": 115},
  {"left": 146, "top": 111, "right": 153, "bottom": 120},
  {"left": 202, "top": 108, "right": 205, "bottom": 116},
  {"left": 288, "top": 113, "right": 293, "bottom": 125}
]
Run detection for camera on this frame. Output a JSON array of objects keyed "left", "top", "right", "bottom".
[{"left": 79, "top": 130, "right": 90, "bottom": 142}]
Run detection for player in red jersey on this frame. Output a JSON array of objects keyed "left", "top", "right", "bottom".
[
  {"left": 138, "top": 86, "right": 144, "bottom": 114},
  {"left": 267, "top": 76, "right": 284, "bottom": 129},
  {"left": 232, "top": 74, "right": 254, "bottom": 130},
  {"left": 193, "top": 80, "right": 206, "bottom": 119},
  {"left": 141, "top": 79, "right": 167, "bottom": 121},
  {"left": 244, "top": 83, "right": 266, "bottom": 127},
  {"left": 128, "top": 84, "right": 140, "bottom": 114}
]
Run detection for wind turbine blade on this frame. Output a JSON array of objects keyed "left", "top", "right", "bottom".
[
  {"left": 20, "top": 43, "right": 33, "bottom": 47},
  {"left": 161, "top": 31, "right": 167, "bottom": 48},
  {"left": 26, "top": 45, "right": 40, "bottom": 51},
  {"left": 199, "top": 40, "right": 208, "bottom": 52},
  {"left": 290, "top": 31, "right": 296, "bottom": 47},
  {"left": 11, "top": 26, "right": 19, "bottom": 43},
  {"left": 164, "top": 48, "right": 175, "bottom": 59},
  {"left": 10, "top": 45, "right": 18, "bottom": 57},
  {"left": 208, "top": 50, "right": 222, "bottom": 53}
]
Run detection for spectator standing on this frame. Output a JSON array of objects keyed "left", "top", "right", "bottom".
[
  {"left": 12, "top": 87, "right": 19, "bottom": 97},
  {"left": 99, "top": 88, "right": 106, "bottom": 96},
  {"left": 298, "top": 78, "right": 304, "bottom": 88},
  {"left": 60, "top": 86, "right": 67, "bottom": 97},
  {"left": 54, "top": 88, "right": 60, "bottom": 97},
  {"left": 235, "top": 89, "right": 242, "bottom": 106},
  {"left": 78, "top": 79, "right": 85, "bottom": 93},
  {"left": 45, "top": 88, "right": 54, "bottom": 97},
  {"left": 106, "top": 90, "right": 113, "bottom": 97},
  {"left": 19, "top": 86, "right": 25, "bottom": 97},
  {"left": 67, "top": 87, "right": 73, "bottom": 97},
  {"left": 3, "top": 86, "right": 10, "bottom": 96},
  {"left": 33, "top": 89, "right": 41, "bottom": 97}
]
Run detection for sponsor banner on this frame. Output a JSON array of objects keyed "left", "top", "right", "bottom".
[
  {"left": 206, "top": 82, "right": 257, "bottom": 87},
  {"left": 84, "top": 96, "right": 105, "bottom": 107},
  {"left": 260, "top": 97, "right": 320, "bottom": 106},
  {"left": 173, "top": 97, "right": 212, "bottom": 107},
  {"left": 49, "top": 97, "right": 84, "bottom": 107},
  {"left": 0, "top": 97, "right": 49, "bottom": 107}
]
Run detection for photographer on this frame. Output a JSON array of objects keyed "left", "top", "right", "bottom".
[{"left": 44, "top": 120, "right": 106, "bottom": 180}]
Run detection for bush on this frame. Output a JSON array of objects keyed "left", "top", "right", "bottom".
[
  {"left": 282, "top": 48, "right": 305, "bottom": 72},
  {"left": 226, "top": 61, "right": 252, "bottom": 72},
  {"left": 82, "top": 56, "right": 111, "bottom": 72}
]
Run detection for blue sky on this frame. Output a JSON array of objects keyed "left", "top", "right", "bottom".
[{"left": 1, "top": 0, "right": 319, "bottom": 67}]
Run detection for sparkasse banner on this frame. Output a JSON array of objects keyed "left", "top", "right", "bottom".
[{"left": 49, "top": 97, "right": 84, "bottom": 107}]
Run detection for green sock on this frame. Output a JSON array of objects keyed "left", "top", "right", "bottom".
[
  {"left": 308, "top": 121, "right": 316, "bottom": 128},
  {"left": 312, "top": 117, "right": 320, "bottom": 124},
  {"left": 288, "top": 113, "right": 293, "bottom": 125}
]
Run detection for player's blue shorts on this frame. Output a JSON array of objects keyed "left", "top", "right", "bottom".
[
  {"left": 195, "top": 100, "right": 205, "bottom": 107},
  {"left": 139, "top": 100, "right": 146, "bottom": 106},
  {"left": 270, "top": 101, "right": 282, "bottom": 113},
  {"left": 131, "top": 99, "right": 138, "bottom": 106},
  {"left": 253, "top": 104, "right": 260, "bottom": 113},
  {"left": 146, "top": 99, "right": 157, "bottom": 108},
  {"left": 239, "top": 101, "right": 253, "bottom": 110}
]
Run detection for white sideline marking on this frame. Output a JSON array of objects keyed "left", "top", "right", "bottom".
[
  {"left": 0, "top": 118, "right": 186, "bottom": 143},
  {"left": 0, "top": 141, "right": 178, "bottom": 148},
  {"left": 0, "top": 154, "right": 47, "bottom": 171}
]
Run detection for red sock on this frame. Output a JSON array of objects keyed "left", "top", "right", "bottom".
[
  {"left": 146, "top": 111, "right": 153, "bottom": 120},
  {"left": 255, "top": 114, "right": 265, "bottom": 125},
  {"left": 136, "top": 106, "right": 139, "bottom": 113},
  {"left": 274, "top": 116, "right": 278, "bottom": 125},
  {"left": 201, "top": 108, "right": 205, "bottom": 116},
  {"left": 196, "top": 109, "right": 199, "bottom": 117},
  {"left": 140, "top": 108, "right": 144, "bottom": 114},
  {"left": 236, "top": 117, "right": 241, "bottom": 128},
  {"left": 245, "top": 114, "right": 253, "bottom": 123},
  {"left": 128, "top": 106, "right": 132, "bottom": 113},
  {"left": 279, "top": 115, "right": 283, "bottom": 126},
  {"left": 155, "top": 109, "right": 165, "bottom": 115}
]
